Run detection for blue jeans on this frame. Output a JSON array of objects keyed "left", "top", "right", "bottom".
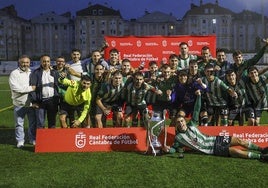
[{"left": 14, "top": 106, "right": 36, "bottom": 143}]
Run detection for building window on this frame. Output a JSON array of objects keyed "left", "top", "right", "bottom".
[
  {"left": 191, "top": 19, "right": 197, "bottom": 25},
  {"left": 210, "top": 8, "right": 214, "bottom": 14},
  {"left": 92, "top": 10, "right": 97, "bottom": 15},
  {"left": 202, "top": 19, "right": 206, "bottom": 24},
  {"left": 91, "top": 20, "right": 95, "bottom": 25},
  {"left": 64, "top": 25, "right": 67, "bottom": 30},
  {"left": 81, "top": 19, "right": 86, "bottom": 25},
  {"left": 205, "top": 9, "right": 208, "bottom": 14},
  {"left": 80, "top": 30, "right": 85, "bottom": 34},
  {"left": 110, "top": 20, "right": 116, "bottom": 25},
  {"left": 98, "top": 9, "right": 103, "bottom": 15},
  {"left": 55, "top": 26, "right": 58, "bottom": 30}
]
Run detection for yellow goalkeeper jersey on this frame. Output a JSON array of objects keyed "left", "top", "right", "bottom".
[{"left": 59, "top": 78, "right": 91, "bottom": 122}]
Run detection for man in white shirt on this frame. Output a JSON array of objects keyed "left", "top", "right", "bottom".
[
  {"left": 68, "top": 49, "right": 84, "bottom": 81},
  {"left": 9, "top": 55, "right": 36, "bottom": 148}
]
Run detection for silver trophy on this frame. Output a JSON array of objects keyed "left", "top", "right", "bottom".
[{"left": 145, "top": 110, "right": 167, "bottom": 156}]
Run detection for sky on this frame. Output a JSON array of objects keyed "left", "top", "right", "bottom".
[{"left": 0, "top": 0, "right": 267, "bottom": 20}]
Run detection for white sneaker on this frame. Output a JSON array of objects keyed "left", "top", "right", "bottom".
[
  {"left": 17, "top": 141, "right": 24, "bottom": 148},
  {"left": 30, "top": 140, "right": 36, "bottom": 146}
]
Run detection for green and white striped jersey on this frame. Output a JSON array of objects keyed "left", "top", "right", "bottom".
[
  {"left": 178, "top": 54, "right": 197, "bottom": 70},
  {"left": 226, "top": 82, "right": 246, "bottom": 108},
  {"left": 170, "top": 95, "right": 216, "bottom": 154},
  {"left": 123, "top": 82, "right": 153, "bottom": 107},
  {"left": 97, "top": 83, "right": 124, "bottom": 103},
  {"left": 244, "top": 75, "right": 268, "bottom": 110},
  {"left": 202, "top": 76, "right": 229, "bottom": 106},
  {"left": 175, "top": 126, "right": 216, "bottom": 154}
]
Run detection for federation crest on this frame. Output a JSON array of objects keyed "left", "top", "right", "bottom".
[
  {"left": 136, "top": 40, "right": 142, "bottom": 47},
  {"left": 162, "top": 40, "right": 167, "bottom": 47},
  {"left": 188, "top": 40, "right": 193, "bottom": 47},
  {"left": 111, "top": 40, "right": 116, "bottom": 47},
  {"left": 75, "top": 132, "right": 86, "bottom": 148}
]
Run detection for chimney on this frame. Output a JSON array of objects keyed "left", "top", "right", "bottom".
[
  {"left": 145, "top": 9, "right": 149, "bottom": 15},
  {"left": 215, "top": 0, "right": 219, "bottom": 5},
  {"left": 200, "top": 0, "right": 203, "bottom": 6}
]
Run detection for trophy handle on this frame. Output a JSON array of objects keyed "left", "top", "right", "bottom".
[
  {"left": 163, "top": 109, "right": 168, "bottom": 147},
  {"left": 143, "top": 108, "right": 157, "bottom": 156},
  {"left": 147, "top": 130, "right": 157, "bottom": 156}
]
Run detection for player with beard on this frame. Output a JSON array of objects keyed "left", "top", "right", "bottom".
[
  {"left": 96, "top": 71, "right": 124, "bottom": 127},
  {"left": 198, "top": 46, "right": 217, "bottom": 76},
  {"left": 177, "top": 42, "right": 197, "bottom": 70},
  {"left": 58, "top": 74, "right": 92, "bottom": 128},
  {"left": 214, "top": 48, "right": 232, "bottom": 81},
  {"left": 122, "top": 71, "right": 162, "bottom": 127}
]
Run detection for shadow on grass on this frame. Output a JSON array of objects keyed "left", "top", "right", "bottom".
[
  {"left": 0, "top": 128, "right": 35, "bottom": 152},
  {"left": 21, "top": 145, "right": 35, "bottom": 152},
  {"left": 0, "top": 128, "right": 15, "bottom": 145}
]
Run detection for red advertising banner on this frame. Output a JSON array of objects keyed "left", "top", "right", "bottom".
[
  {"left": 35, "top": 126, "right": 268, "bottom": 153},
  {"left": 35, "top": 128, "right": 148, "bottom": 153},
  {"left": 104, "top": 35, "right": 216, "bottom": 68}
]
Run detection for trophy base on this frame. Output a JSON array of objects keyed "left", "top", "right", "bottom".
[{"left": 145, "top": 147, "right": 163, "bottom": 156}]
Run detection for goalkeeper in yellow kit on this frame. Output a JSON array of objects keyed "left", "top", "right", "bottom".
[{"left": 58, "top": 73, "right": 92, "bottom": 128}]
